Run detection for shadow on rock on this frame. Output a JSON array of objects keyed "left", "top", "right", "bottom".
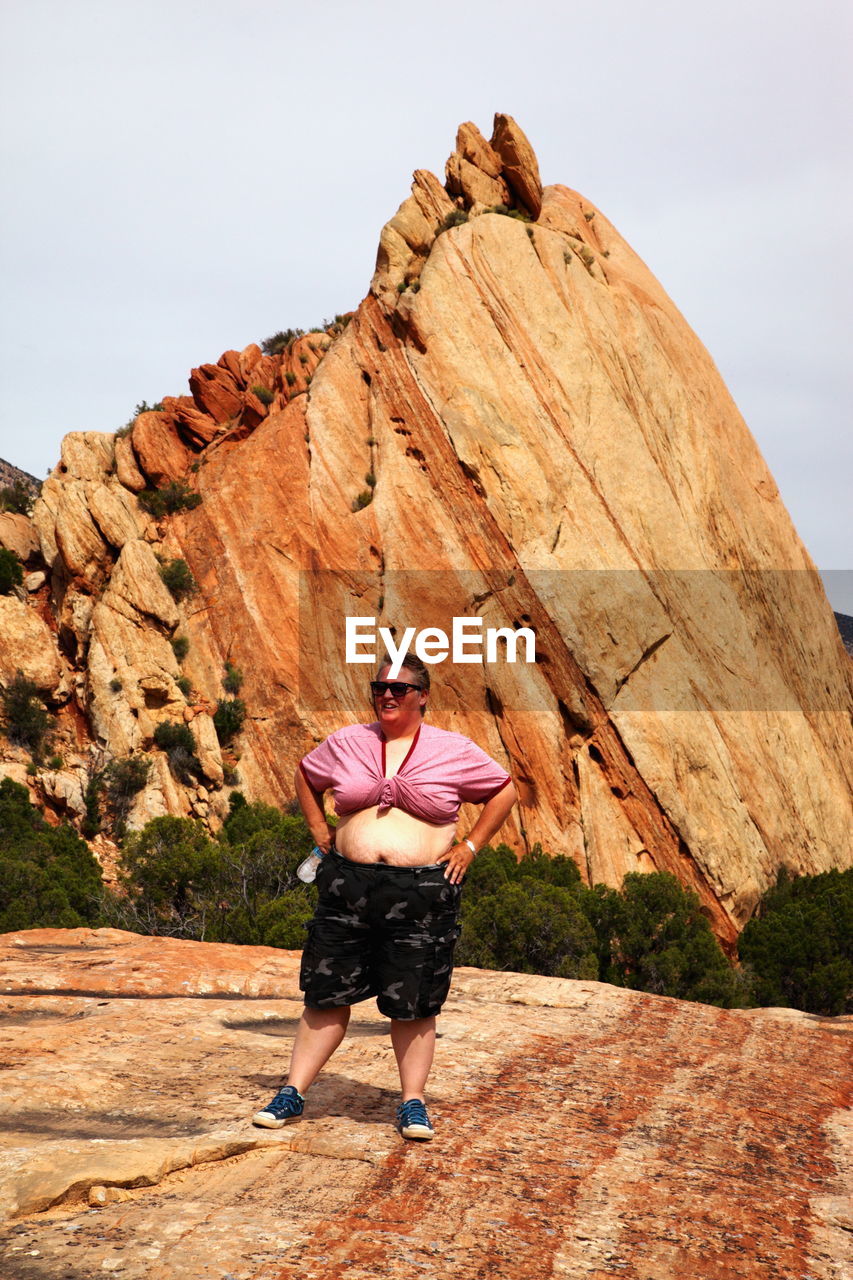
[
  {"left": 0, "top": 1110, "right": 207, "bottom": 1140},
  {"left": 0, "top": 1009, "right": 73, "bottom": 1026},
  {"left": 223, "top": 1015, "right": 391, "bottom": 1038},
  {"left": 243, "top": 1071, "right": 403, "bottom": 1125}
]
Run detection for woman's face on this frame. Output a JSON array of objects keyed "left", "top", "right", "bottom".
[{"left": 374, "top": 664, "right": 427, "bottom": 734}]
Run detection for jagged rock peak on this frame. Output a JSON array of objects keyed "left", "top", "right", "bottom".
[
  {"left": 446, "top": 115, "right": 543, "bottom": 216},
  {"left": 372, "top": 114, "right": 544, "bottom": 306},
  {"left": 488, "top": 113, "right": 543, "bottom": 215}
]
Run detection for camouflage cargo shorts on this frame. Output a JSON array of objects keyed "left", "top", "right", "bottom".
[{"left": 299, "top": 850, "right": 463, "bottom": 1020}]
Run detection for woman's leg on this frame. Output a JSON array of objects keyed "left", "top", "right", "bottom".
[
  {"left": 287, "top": 1005, "right": 351, "bottom": 1094},
  {"left": 390, "top": 1015, "right": 436, "bottom": 1101}
]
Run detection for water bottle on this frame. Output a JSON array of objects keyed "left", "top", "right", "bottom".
[{"left": 296, "top": 846, "right": 327, "bottom": 884}]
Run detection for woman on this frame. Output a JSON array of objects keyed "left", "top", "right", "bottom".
[{"left": 252, "top": 654, "right": 517, "bottom": 1139}]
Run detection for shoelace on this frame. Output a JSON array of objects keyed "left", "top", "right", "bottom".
[
  {"left": 269, "top": 1087, "right": 302, "bottom": 1116},
  {"left": 398, "top": 1099, "right": 430, "bottom": 1127}
]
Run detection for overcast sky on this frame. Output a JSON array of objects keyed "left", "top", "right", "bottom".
[{"left": 1, "top": 0, "right": 850, "bottom": 609}]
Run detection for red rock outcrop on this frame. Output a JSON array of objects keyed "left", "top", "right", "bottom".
[
  {"left": 0, "top": 512, "right": 39, "bottom": 562},
  {"left": 3, "top": 114, "right": 852, "bottom": 942},
  {"left": 490, "top": 111, "right": 543, "bottom": 215},
  {"left": 0, "top": 929, "right": 849, "bottom": 1279},
  {"left": 0, "top": 596, "right": 68, "bottom": 696}
]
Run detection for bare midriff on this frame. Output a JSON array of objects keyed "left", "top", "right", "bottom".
[{"left": 335, "top": 806, "right": 456, "bottom": 866}]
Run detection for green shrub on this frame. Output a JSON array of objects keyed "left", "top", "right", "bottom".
[
  {"left": 223, "top": 661, "right": 244, "bottom": 695},
  {"left": 261, "top": 329, "right": 305, "bottom": 357},
  {"left": 738, "top": 868, "right": 853, "bottom": 1015},
  {"left": 47, "top": 755, "right": 63, "bottom": 770},
  {"left": 213, "top": 697, "right": 246, "bottom": 745},
  {"left": 209, "top": 802, "right": 317, "bottom": 945},
  {"left": 462, "top": 843, "right": 525, "bottom": 905},
  {"left": 81, "top": 772, "right": 102, "bottom": 838},
  {"left": 0, "top": 777, "right": 103, "bottom": 931},
  {"left": 320, "top": 314, "right": 352, "bottom": 334},
  {"left": 1, "top": 674, "right": 51, "bottom": 757},
  {"left": 574, "top": 881, "right": 624, "bottom": 984},
  {"left": 120, "top": 400, "right": 164, "bottom": 433},
  {"left": 516, "top": 843, "right": 582, "bottom": 889},
  {"left": 352, "top": 490, "right": 373, "bottom": 511},
  {"left": 176, "top": 675, "right": 192, "bottom": 698},
  {"left": 284, "top": 371, "right": 297, "bottom": 387},
  {"left": 158, "top": 558, "right": 197, "bottom": 601},
  {"left": 0, "top": 548, "right": 23, "bottom": 594},
  {"left": 254, "top": 893, "right": 317, "bottom": 948},
  {"left": 459, "top": 849, "right": 745, "bottom": 1007},
  {"left": 0, "top": 479, "right": 36, "bottom": 516},
  {"left": 138, "top": 481, "right": 202, "bottom": 519},
  {"left": 101, "top": 801, "right": 317, "bottom": 943},
  {"left": 105, "top": 816, "right": 219, "bottom": 936},
  {"left": 603, "top": 872, "right": 745, "bottom": 1006},
  {"left": 102, "top": 755, "right": 151, "bottom": 835},
  {"left": 153, "top": 720, "right": 201, "bottom": 783},
  {"left": 457, "top": 879, "right": 598, "bottom": 979},
  {"left": 171, "top": 635, "right": 190, "bottom": 662},
  {"left": 109, "top": 677, "right": 123, "bottom": 693},
  {"left": 365, "top": 472, "right": 376, "bottom": 489},
  {"left": 251, "top": 384, "right": 275, "bottom": 406},
  {"left": 437, "top": 209, "right": 469, "bottom": 234},
  {"left": 485, "top": 204, "right": 532, "bottom": 222}
]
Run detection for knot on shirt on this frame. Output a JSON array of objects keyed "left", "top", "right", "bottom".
[{"left": 378, "top": 779, "right": 396, "bottom": 812}]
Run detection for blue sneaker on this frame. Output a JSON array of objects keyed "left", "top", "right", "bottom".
[
  {"left": 396, "top": 1098, "right": 435, "bottom": 1140},
  {"left": 252, "top": 1085, "right": 304, "bottom": 1128}
]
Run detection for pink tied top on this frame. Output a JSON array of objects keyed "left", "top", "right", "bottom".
[{"left": 299, "top": 722, "right": 511, "bottom": 826}]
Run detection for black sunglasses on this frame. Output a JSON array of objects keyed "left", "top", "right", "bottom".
[{"left": 370, "top": 681, "right": 423, "bottom": 698}]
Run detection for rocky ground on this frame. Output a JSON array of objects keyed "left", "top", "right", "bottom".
[{"left": 0, "top": 928, "right": 849, "bottom": 1280}]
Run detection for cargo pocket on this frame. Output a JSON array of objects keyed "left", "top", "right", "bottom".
[{"left": 419, "top": 919, "right": 462, "bottom": 1017}]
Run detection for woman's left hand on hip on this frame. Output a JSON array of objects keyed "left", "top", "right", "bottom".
[{"left": 438, "top": 843, "right": 474, "bottom": 885}]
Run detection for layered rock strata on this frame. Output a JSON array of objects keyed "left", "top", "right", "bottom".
[
  {"left": 1, "top": 115, "right": 850, "bottom": 942},
  {"left": 0, "top": 929, "right": 849, "bottom": 1280}
]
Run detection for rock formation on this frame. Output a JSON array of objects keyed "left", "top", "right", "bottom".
[
  {"left": 0, "top": 457, "right": 40, "bottom": 497},
  {"left": 1, "top": 115, "right": 851, "bottom": 945},
  {"left": 0, "top": 929, "right": 849, "bottom": 1279}
]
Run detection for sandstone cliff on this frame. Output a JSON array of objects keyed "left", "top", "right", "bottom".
[
  {"left": 0, "top": 929, "right": 849, "bottom": 1279},
  {"left": 1, "top": 115, "right": 851, "bottom": 945}
]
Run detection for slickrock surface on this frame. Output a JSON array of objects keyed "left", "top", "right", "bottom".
[
  {"left": 3, "top": 113, "right": 852, "bottom": 941},
  {"left": 0, "top": 929, "right": 850, "bottom": 1279}
]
